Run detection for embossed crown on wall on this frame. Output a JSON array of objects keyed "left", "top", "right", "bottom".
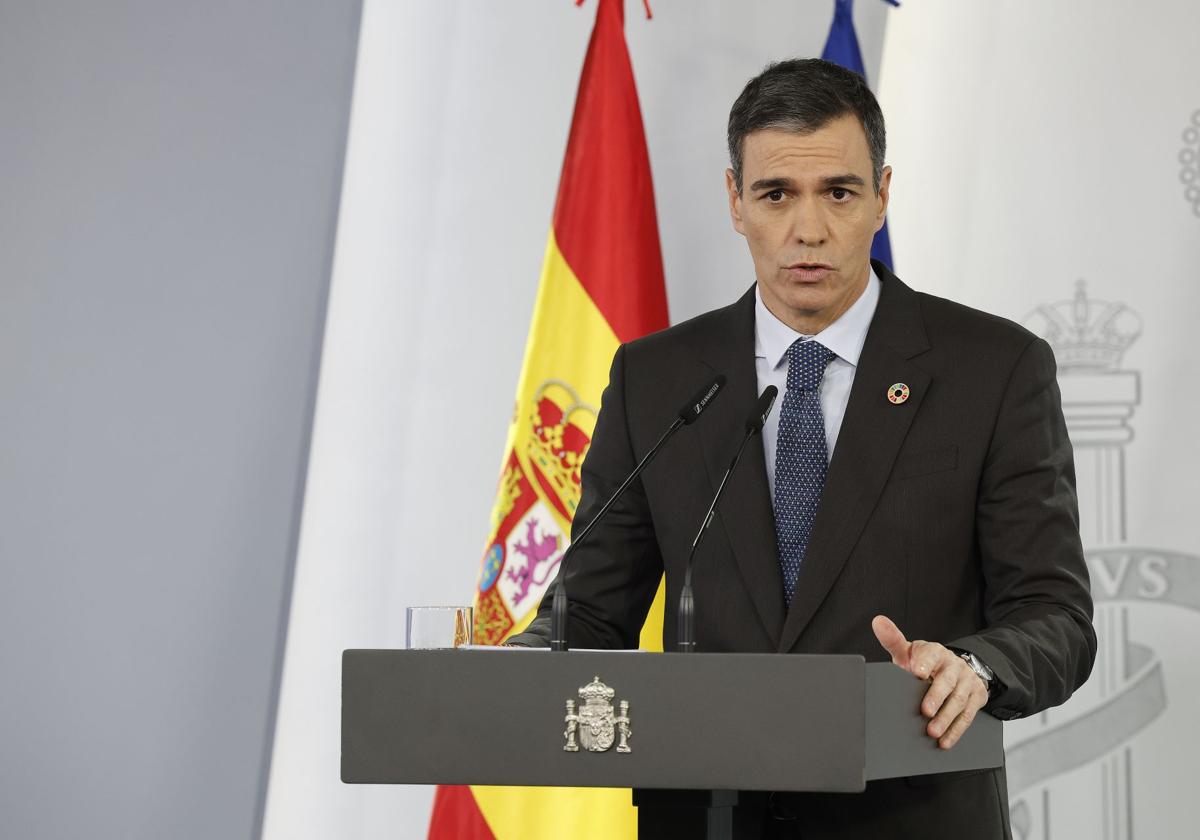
[
  {"left": 1181, "top": 109, "right": 1200, "bottom": 216},
  {"left": 1022, "top": 280, "right": 1141, "bottom": 371}
]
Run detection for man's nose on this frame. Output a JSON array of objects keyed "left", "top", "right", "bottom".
[{"left": 790, "top": 197, "right": 829, "bottom": 246}]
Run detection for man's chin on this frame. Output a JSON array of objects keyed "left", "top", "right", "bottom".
[{"left": 777, "top": 289, "right": 833, "bottom": 317}]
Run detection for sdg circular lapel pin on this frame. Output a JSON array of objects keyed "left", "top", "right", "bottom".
[{"left": 887, "top": 383, "right": 910, "bottom": 405}]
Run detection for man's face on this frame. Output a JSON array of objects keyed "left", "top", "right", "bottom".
[{"left": 726, "top": 114, "right": 891, "bottom": 334}]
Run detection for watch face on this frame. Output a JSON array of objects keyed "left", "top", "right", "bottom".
[{"left": 962, "top": 653, "right": 994, "bottom": 685}]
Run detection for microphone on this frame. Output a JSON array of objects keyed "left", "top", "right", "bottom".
[
  {"left": 677, "top": 385, "right": 778, "bottom": 653},
  {"left": 550, "top": 373, "right": 727, "bottom": 651}
]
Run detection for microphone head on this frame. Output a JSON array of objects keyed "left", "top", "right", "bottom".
[
  {"left": 678, "top": 374, "right": 726, "bottom": 425},
  {"left": 744, "top": 385, "right": 779, "bottom": 434}
]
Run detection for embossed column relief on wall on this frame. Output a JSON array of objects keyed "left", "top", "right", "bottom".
[{"left": 1009, "top": 283, "right": 1198, "bottom": 840}]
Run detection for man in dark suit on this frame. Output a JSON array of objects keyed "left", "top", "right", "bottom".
[{"left": 508, "top": 58, "right": 1095, "bottom": 839}]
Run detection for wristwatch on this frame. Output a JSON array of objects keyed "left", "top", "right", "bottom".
[{"left": 957, "top": 651, "right": 996, "bottom": 698}]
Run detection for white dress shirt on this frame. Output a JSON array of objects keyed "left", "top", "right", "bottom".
[{"left": 755, "top": 268, "right": 881, "bottom": 500}]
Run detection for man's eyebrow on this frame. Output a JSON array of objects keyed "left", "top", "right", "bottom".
[
  {"left": 747, "top": 177, "right": 794, "bottom": 193},
  {"left": 747, "top": 174, "right": 867, "bottom": 192},
  {"left": 822, "top": 173, "right": 866, "bottom": 188}
]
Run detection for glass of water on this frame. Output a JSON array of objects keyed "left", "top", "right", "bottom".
[{"left": 405, "top": 606, "right": 473, "bottom": 649}]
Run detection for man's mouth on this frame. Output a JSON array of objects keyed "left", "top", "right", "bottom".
[{"left": 785, "top": 262, "right": 833, "bottom": 281}]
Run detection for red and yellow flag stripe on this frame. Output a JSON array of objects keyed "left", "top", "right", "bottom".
[{"left": 428, "top": 1, "right": 669, "bottom": 837}]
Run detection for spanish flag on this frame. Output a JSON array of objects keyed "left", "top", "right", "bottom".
[{"left": 426, "top": 1, "right": 668, "bottom": 837}]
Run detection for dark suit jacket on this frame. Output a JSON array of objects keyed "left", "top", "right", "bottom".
[{"left": 510, "top": 262, "right": 1096, "bottom": 839}]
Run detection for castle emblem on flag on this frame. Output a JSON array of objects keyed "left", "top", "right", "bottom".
[{"left": 563, "top": 676, "right": 631, "bottom": 754}]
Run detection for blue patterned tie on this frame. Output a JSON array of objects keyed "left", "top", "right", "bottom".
[{"left": 774, "top": 339, "right": 836, "bottom": 605}]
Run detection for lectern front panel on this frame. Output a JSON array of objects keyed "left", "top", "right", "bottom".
[{"left": 342, "top": 649, "right": 867, "bottom": 792}]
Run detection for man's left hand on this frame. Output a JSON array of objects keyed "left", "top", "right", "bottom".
[{"left": 871, "top": 615, "right": 988, "bottom": 750}]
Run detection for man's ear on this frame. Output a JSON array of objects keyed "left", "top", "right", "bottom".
[
  {"left": 875, "top": 165, "right": 892, "bottom": 232},
  {"left": 725, "top": 168, "right": 745, "bottom": 235}
]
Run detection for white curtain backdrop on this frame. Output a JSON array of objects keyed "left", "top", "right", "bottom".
[
  {"left": 879, "top": 2, "right": 1200, "bottom": 839},
  {"left": 262, "top": 3, "right": 888, "bottom": 839}
]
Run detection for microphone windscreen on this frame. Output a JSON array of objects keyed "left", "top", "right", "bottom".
[
  {"left": 678, "top": 374, "right": 726, "bottom": 425},
  {"left": 745, "top": 385, "right": 779, "bottom": 433}
]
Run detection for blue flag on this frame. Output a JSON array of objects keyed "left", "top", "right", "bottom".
[{"left": 821, "top": 0, "right": 895, "bottom": 270}]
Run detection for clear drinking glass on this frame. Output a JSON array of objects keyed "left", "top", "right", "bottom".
[{"left": 405, "top": 606, "right": 473, "bottom": 649}]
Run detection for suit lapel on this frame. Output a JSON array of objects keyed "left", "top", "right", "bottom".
[
  {"left": 778, "top": 263, "right": 932, "bottom": 653},
  {"left": 694, "top": 286, "right": 786, "bottom": 646}
]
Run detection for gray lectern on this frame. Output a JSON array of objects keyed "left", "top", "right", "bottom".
[{"left": 341, "top": 649, "right": 1002, "bottom": 839}]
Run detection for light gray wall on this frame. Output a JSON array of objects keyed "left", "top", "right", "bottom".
[{"left": 0, "top": 2, "right": 360, "bottom": 839}]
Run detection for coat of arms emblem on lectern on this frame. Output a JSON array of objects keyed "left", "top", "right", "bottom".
[{"left": 563, "top": 676, "right": 631, "bottom": 754}]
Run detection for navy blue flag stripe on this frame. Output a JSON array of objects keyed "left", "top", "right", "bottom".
[{"left": 820, "top": 0, "right": 895, "bottom": 270}]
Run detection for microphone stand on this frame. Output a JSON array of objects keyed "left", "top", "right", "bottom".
[
  {"left": 550, "top": 417, "right": 683, "bottom": 651},
  {"left": 677, "top": 386, "right": 777, "bottom": 653},
  {"left": 550, "top": 373, "right": 727, "bottom": 651}
]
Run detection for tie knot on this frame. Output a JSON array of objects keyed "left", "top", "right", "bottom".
[{"left": 786, "top": 340, "right": 835, "bottom": 392}]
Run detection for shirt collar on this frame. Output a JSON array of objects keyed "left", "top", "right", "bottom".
[{"left": 754, "top": 267, "right": 882, "bottom": 370}]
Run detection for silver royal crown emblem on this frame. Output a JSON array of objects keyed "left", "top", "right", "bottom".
[{"left": 563, "top": 676, "right": 631, "bottom": 754}]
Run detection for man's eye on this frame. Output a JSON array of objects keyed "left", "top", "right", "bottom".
[
  {"left": 766, "top": 190, "right": 785, "bottom": 202},
  {"left": 830, "top": 188, "right": 852, "bottom": 201}
]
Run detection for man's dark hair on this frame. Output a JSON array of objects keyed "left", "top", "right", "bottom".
[{"left": 727, "top": 58, "right": 886, "bottom": 194}]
